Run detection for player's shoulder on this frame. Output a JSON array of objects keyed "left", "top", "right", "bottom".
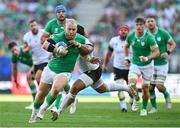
[
  {"left": 111, "top": 36, "right": 119, "bottom": 40},
  {"left": 76, "top": 33, "right": 86, "bottom": 43},
  {"left": 127, "top": 31, "right": 135, "bottom": 38},
  {"left": 109, "top": 36, "right": 118, "bottom": 43},
  {"left": 47, "top": 18, "right": 57, "bottom": 25},
  {"left": 158, "top": 27, "right": 169, "bottom": 35},
  {"left": 76, "top": 33, "right": 86, "bottom": 40},
  {"left": 158, "top": 27, "right": 167, "bottom": 32},
  {"left": 52, "top": 31, "right": 64, "bottom": 39},
  {"left": 146, "top": 31, "right": 153, "bottom": 37},
  {"left": 38, "top": 29, "right": 45, "bottom": 34},
  {"left": 24, "top": 31, "right": 32, "bottom": 38}
]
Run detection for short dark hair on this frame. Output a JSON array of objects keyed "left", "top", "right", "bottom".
[
  {"left": 8, "top": 41, "right": 17, "bottom": 50},
  {"left": 29, "top": 19, "right": 37, "bottom": 24},
  {"left": 146, "top": 15, "right": 157, "bottom": 20},
  {"left": 135, "top": 16, "right": 145, "bottom": 24}
]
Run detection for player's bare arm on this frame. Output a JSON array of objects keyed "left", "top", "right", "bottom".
[
  {"left": 68, "top": 40, "right": 94, "bottom": 56},
  {"left": 103, "top": 48, "right": 113, "bottom": 71},
  {"left": 12, "top": 63, "right": 20, "bottom": 88},
  {"left": 23, "top": 42, "right": 31, "bottom": 53},
  {"left": 167, "top": 39, "right": 176, "bottom": 54},
  {"left": 40, "top": 32, "right": 50, "bottom": 44},
  {"left": 161, "top": 39, "right": 176, "bottom": 59},
  {"left": 124, "top": 43, "right": 131, "bottom": 66}
]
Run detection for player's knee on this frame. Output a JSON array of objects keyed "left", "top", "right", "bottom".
[
  {"left": 156, "top": 84, "right": 165, "bottom": 92},
  {"left": 71, "top": 80, "right": 86, "bottom": 95},
  {"left": 128, "top": 73, "right": 138, "bottom": 84},
  {"left": 52, "top": 86, "right": 61, "bottom": 95},
  {"left": 118, "top": 91, "right": 125, "bottom": 101},
  {"left": 26, "top": 73, "right": 32, "bottom": 85},
  {"left": 95, "top": 83, "right": 108, "bottom": 93},
  {"left": 36, "top": 90, "right": 46, "bottom": 100},
  {"left": 71, "top": 85, "right": 80, "bottom": 95}
]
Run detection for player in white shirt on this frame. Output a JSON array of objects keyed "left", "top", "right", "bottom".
[
  {"left": 103, "top": 25, "right": 133, "bottom": 112},
  {"left": 23, "top": 19, "right": 50, "bottom": 109},
  {"left": 23, "top": 19, "right": 50, "bottom": 84},
  {"left": 50, "top": 43, "right": 136, "bottom": 121}
]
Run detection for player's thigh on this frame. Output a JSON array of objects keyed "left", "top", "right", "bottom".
[
  {"left": 70, "top": 79, "right": 86, "bottom": 95},
  {"left": 35, "top": 70, "right": 42, "bottom": 83},
  {"left": 41, "top": 66, "right": 55, "bottom": 86},
  {"left": 139, "top": 63, "right": 154, "bottom": 85},
  {"left": 128, "top": 64, "right": 140, "bottom": 83},
  {"left": 93, "top": 78, "right": 105, "bottom": 93},
  {"left": 52, "top": 72, "right": 71, "bottom": 91},
  {"left": 154, "top": 64, "right": 168, "bottom": 86}
]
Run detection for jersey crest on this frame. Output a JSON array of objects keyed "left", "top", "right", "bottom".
[
  {"left": 54, "top": 28, "right": 58, "bottom": 33},
  {"left": 157, "top": 37, "right": 161, "bottom": 42},
  {"left": 141, "top": 42, "right": 145, "bottom": 46}
]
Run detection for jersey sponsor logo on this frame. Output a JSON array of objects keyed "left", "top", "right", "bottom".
[
  {"left": 157, "top": 37, "right": 161, "bottom": 41},
  {"left": 141, "top": 42, "right": 145, "bottom": 46},
  {"left": 56, "top": 41, "right": 67, "bottom": 48}
]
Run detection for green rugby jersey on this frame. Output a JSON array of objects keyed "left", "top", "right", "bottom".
[
  {"left": 126, "top": 31, "right": 158, "bottom": 66},
  {"left": 11, "top": 46, "right": 33, "bottom": 67},
  {"left": 48, "top": 32, "right": 86, "bottom": 73},
  {"left": 45, "top": 18, "right": 64, "bottom": 35},
  {"left": 148, "top": 27, "right": 171, "bottom": 66}
]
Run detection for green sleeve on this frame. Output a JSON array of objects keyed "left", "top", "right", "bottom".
[
  {"left": 11, "top": 55, "right": 17, "bottom": 64},
  {"left": 44, "top": 21, "right": 52, "bottom": 34},
  {"left": 125, "top": 34, "right": 131, "bottom": 46},
  {"left": 148, "top": 34, "right": 158, "bottom": 49},
  {"left": 163, "top": 30, "right": 172, "bottom": 43}
]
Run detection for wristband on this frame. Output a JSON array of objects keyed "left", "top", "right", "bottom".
[
  {"left": 167, "top": 50, "right": 171, "bottom": 55},
  {"left": 47, "top": 38, "right": 56, "bottom": 45},
  {"left": 47, "top": 43, "right": 55, "bottom": 52}
]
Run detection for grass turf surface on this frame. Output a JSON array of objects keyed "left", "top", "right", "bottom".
[{"left": 0, "top": 95, "right": 180, "bottom": 127}]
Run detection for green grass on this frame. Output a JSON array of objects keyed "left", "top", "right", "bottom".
[{"left": 0, "top": 95, "right": 180, "bottom": 127}]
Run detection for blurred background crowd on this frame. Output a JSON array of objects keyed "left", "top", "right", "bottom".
[{"left": 0, "top": 0, "right": 180, "bottom": 73}]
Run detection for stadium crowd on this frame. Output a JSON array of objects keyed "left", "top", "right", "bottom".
[
  {"left": 0, "top": 0, "right": 180, "bottom": 72},
  {"left": 90, "top": 0, "right": 180, "bottom": 72},
  {"left": 0, "top": 0, "right": 78, "bottom": 56}
]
